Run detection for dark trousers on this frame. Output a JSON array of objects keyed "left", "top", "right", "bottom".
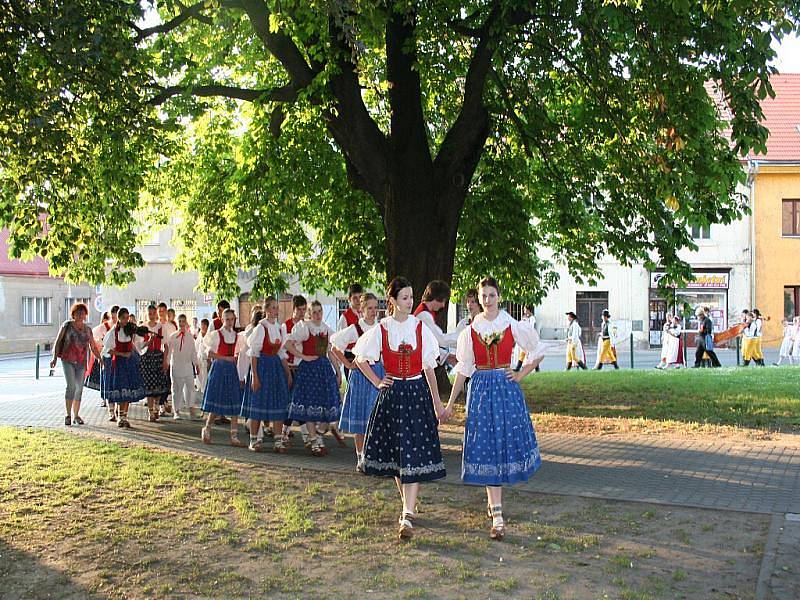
[{"left": 694, "top": 344, "right": 721, "bottom": 368}]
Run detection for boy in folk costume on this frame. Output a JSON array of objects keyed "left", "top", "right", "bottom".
[
  {"left": 157, "top": 302, "right": 178, "bottom": 416},
  {"left": 594, "top": 309, "right": 619, "bottom": 370},
  {"left": 101, "top": 308, "right": 146, "bottom": 429},
  {"left": 163, "top": 314, "right": 199, "bottom": 420},
  {"left": 193, "top": 318, "right": 210, "bottom": 419},
  {"left": 775, "top": 318, "right": 794, "bottom": 366},
  {"left": 741, "top": 310, "right": 757, "bottom": 366},
  {"left": 201, "top": 309, "right": 246, "bottom": 446},
  {"left": 413, "top": 280, "right": 460, "bottom": 367},
  {"left": 564, "top": 312, "right": 587, "bottom": 370},
  {"left": 336, "top": 283, "right": 364, "bottom": 376},
  {"left": 213, "top": 300, "right": 230, "bottom": 331},
  {"left": 693, "top": 307, "right": 721, "bottom": 368},
  {"left": 140, "top": 305, "right": 173, "bottom": 422},
  {"left": 751, "top": 309, "right": 766, "bottom": 366}
]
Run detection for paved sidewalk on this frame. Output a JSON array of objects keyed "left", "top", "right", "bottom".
[{"left": 3, "top": 380, "right": 799, "bottom": 516}]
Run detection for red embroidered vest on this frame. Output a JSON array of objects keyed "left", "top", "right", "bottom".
[
  {"left": 471, "top": 325, "right": 515, "bottom": 370},
  {"left": 260, "top": 323, "right": 282, "bottom": 356},
  {"left": 114, "top": 327, "right": 132, "bottom": 353},
  {"left": 213, "top": 316, "right": 223, "bottom": 331},
  {"left": 145, "top": 323, "right": 163, "bottom": 352},
  {"left": 217, "top": 331, "right": 236, "bottom": 357},
  {"left": 343, "top": 308, "right": 359, "bottom": 350},
  {"left": 382, "top": 321, "right": 423, "bottom": 379},
  {"left": 302, "top": 331, "right": 329, "bottom": 357}
]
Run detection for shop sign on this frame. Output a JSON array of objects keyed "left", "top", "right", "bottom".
[{"left": 650, "top": 272, "right": 729, "bottom": 289}]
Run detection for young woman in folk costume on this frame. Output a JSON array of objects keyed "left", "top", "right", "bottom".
[
  {"left": 201, "top": 308, "right": 247, "bottom": 446},
  {"left": 444, "top": 277, "right": 542, "bottom": 540},
  {"left": 279, "top": 295, "right": 311, "bottom": 449},
  {"left": 285, "top": 300, "right": 342, "bottom": 457},
  {"left": 100, "top": 308, "right": 146, "bottom": 429},
  {"left": 353, "top": 277, "right": 447, "bottom": 540},
  {"left": 776, "top": 318, "right": 795, "bottom": 366},
  {"left": 331, "top": 292, "right": 381, "bottom": 472},
  {"left": 241, "top": 297, "right": 293, "bottom": 453},
  {"left": 140, "top": 304, "right": 174, "bottom": 422},
  {"left": 85, "top": 307, "right": 115, "bottom": 410}
]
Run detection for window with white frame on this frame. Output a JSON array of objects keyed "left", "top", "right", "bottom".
[
  {"left": 22, "top": 297, "right": 52, "bottom": 325},
  {"left": 64, "top": 297, "right": 91, "bottom": 322},
  {"left": 691, "top": 224, "right": 711, "bottom": 239}
]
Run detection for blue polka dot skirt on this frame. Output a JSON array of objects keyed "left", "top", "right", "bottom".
[
  {"left": 286, "top": 357, "right": 341, "bottom": 423},
  {"left": 363, "top": 378, "right": 446, "bottom": 484},
  {"left": 338, "top": 362, "right": 384, "bottom": 434},
  {"left": 202, "top": 359, "right": 244, "bottom": 417},
  {"left": 240, "top": 355, "right": 290, "bottom": 422},
  {"left": 102, "top": 354, "right": 146, "bottom": 404},
  {"left": 462, "top": 369, "right": 541, "bottom": 486},
  {"left": 140, "top": 349, "right": 171, "bottom": 396}
]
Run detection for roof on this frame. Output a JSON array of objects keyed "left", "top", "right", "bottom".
[
  {"left": 749, "top": 73, "right": 800, "bottom": 162},
  {"left": 0, "top": 228, "right": 53, "bottom": 277}
]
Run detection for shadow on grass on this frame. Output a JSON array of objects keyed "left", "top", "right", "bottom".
[{"left": 0, "top": 538, "right": 104, "bottom": 600}]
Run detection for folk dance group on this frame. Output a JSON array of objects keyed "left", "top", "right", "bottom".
[{"left": 51, "top": 277, "right": 547, "bottom": 540}]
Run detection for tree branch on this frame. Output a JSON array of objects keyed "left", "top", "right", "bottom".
[
  {"left": 148, "top": 83, "right": 297, "bottom": 106},
  {"left": 134, "top": 2, "right": 210, "bottom": 42},
  {"left": 238, "top": 0, "right": 316, "bottom": 87}
]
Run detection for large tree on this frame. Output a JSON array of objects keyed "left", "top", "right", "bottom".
[{"left": 1, "top": 0, "right": 798, "bottom": 301}]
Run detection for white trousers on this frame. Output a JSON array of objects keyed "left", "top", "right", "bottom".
[{"left": 170, "top": 374, "right": 195, "bottom": 414}]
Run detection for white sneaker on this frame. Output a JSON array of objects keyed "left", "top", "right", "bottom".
[{"left": 173, "top": 412, "right": 182, "bottom": 420}]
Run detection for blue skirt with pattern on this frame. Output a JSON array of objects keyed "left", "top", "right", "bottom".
[
  {"left": 462, "top": 369, "right": 541, "bottom": 486},
  {"left": 363, "top": 377, "right": 446, "bottom": 484},
  {"left": 338, "top": 362, "right": 384, "bottom": 434},
  {"left": 240, "top": 355, "right": 290, "bottom": 421},
  {"left": 101, "top": 354, "right": 146, "bottom": 404},
  {"left": 202, "top": 359, "right": 243, "bottom": 416},
  {"left": 286, "top": 357, "right": 341, "bottom": 422}
]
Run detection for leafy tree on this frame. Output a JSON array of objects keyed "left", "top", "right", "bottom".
[{"left": 1, "top": 0, "right": 797, "bottom": 303}]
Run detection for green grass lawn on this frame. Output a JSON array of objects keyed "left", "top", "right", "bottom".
[
  {"left": 0, "top": 427, "right": 769, "bottom": 599},
  {"left": 520, "top": 367, "right": 800, "bottom": 433}
]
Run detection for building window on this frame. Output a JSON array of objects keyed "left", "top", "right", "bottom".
[
  {"left": 782, "top": 199, "right": 800, "bottom": 236},
  {"left": 65, "top": 297, "right": 91, "bottom": 322},
  {"left": 22, "top": 297, "right": 52, "bottom": 326},
  {"left": 690, "top": 224, "right": 711, "bottom": 239},
  {"left": 337, "top": 298, "right": 388, "bottom": 322},
  {"left": 135, "top": 299, "right": 158, "bottom": 324},
  {"left": 170, "top": 298, "right": 198, "bottom": 322},
  {"left": 785, "top": 287, "right": 800, "bottom": 317}
]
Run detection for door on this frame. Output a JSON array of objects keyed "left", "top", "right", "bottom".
[{"left": 576, "top": 292, "right": 608, "bottom": 346}]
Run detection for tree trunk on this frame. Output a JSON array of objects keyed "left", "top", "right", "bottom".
[{"left": 382, "top": 174, "right": 465, "bottom": 397}]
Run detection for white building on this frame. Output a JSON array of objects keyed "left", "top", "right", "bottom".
[{"left": 532, "top": 185, "right": 752, "bottom": 348}]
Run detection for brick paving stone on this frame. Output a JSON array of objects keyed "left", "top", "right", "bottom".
[{"left": 2, "top": 373, "right": 800, "bottom": 515}]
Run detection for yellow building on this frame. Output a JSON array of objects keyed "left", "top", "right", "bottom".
[{"left": 749, "top": 74, "right": 800, "bottom": 346}]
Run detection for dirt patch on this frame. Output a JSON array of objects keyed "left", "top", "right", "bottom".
[{"left": 0, "top": 428, "right": 770, "bottom": 599}]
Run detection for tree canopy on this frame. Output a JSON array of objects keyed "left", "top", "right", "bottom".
[{"left": 1, "top": 0, "right": 797, "bottom": 302}]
